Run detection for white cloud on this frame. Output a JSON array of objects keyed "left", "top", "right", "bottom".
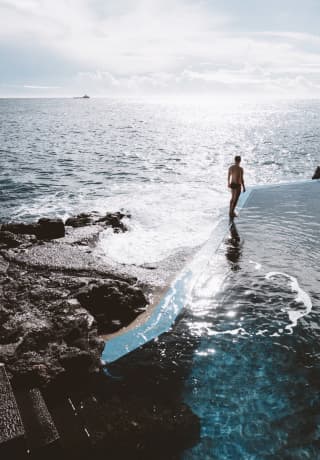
[
  {"left": 1, "top": 0, "right": 320, "bottom": 96},
  {"left": 23, "top": 85, "right": 61, "bottom": 89}
]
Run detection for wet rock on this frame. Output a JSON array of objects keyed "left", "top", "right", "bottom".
[
  {"left": 96, "top": 211, "right": 129, "bottom": 233},
  {"left": 76, "top": 280, "right": 148, "bottom": 334},
  {"left": 0, "top": 231, "right": 26, "bottom": 249},
  {"left": 37, "top": 218, "right": 65, "bottom": 239},
  {"left": 65, "top": 213, "right": 97, "bottom": 227},
  {"left": 312, "top": 166, "right": 320, "bottom": 179},
  {"left": 1, "top": 218, "right": 65, "bottom": 240},
  {"left": 0, "top": 255, "right": 9, "bottom": 274},
  {"left": 1, "top": 222, "right": 39, "bottom": 235},
  {"left": 66, "top": 211, "right": 129, "bottom": 232}
]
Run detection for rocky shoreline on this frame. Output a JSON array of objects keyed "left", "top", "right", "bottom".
[{"left": 0, "top": 211, "right": 200, "bottom": 458}]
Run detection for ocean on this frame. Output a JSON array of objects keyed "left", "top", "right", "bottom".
[{"left": 1, "top": 97, "right": 318, "bottom": 267}]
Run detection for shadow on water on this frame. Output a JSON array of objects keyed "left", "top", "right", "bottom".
[{"left": 102, "top": 317, "right": 202, "bottom": 459}]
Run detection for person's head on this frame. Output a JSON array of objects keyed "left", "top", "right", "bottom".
[{"left": 235, "top": 155, "right": 241, "bottom": 164}]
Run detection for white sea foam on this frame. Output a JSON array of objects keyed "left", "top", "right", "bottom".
[
  {"left": 207, "top": 327, "right": 248, "bottom": 336},
  {"left": 93, "top": 184, "right": 225, "bottom": 265},
  {"left": 12, "top": 181, "right": 226, "bottom": 266},
  {"left": 249, "top": 260, "right": 262, "bottom": 270},
  {"left": 265, "top": 271, "right": 312, "bottom": 333}
]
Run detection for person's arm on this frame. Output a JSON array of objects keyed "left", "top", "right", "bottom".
[
  {"left": 241, "top": 168, "right": 246, "bottom": 192},
  {"left": 227, "top": 167, "right": 231, "bottom": 188}
]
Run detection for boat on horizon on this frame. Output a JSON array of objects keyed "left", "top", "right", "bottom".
[{"left": 73, "top": 94, "right": 90, "bottom": 99}]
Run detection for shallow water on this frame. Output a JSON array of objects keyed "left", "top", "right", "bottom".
[{"left": 1, "top": 97, "right": 319, "bottom": 265}]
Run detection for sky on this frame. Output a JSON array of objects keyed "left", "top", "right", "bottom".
[{"left": 1, "top": 0, "right": 320, "bottom": 97}]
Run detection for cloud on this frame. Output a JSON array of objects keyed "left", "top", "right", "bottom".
[
  {"left": 1, "top": 0, "right": 320, "bottom": 97},
  {"left": 23, "top": 85, "right": 61, "bottom": 89}
]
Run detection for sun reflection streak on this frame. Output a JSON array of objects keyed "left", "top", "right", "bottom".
[{"left": 196, "top": 348, "right": 216, "bottom": 357}]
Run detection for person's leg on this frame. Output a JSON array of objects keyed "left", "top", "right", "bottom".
[
  {"left": 233, "top": 188, "right": 241, "bottom": 211},
  {"left": 229, "top": 189, "right": 237, "bottom": 216}
]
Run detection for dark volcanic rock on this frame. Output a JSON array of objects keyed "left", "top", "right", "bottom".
[
  {"left": 0, "top": 231, "right": 29, "bottom": 249},
  {"left": 37, "top": 218, "right": 65, "bottom": 239},
  {"left": 0, "top": 209, "right": 147, "bottom": 386},
  {"left": 0, "top": 270, "right": 105, "bottom": 386},
  {"left": 1, "top": 222, "right": 39, "bottom": 235},
  {"left": 1, "top": 218, "right": 65, "bottom": 240},
  {"left": 96, "top": 211, "right": 129, "bottom": 233},
  {"left": 65, "top": 212, "right": 97, "bottom": 227},
  {"left": 0, "top": 255, "right": 9, "bottom": 274},
  {"left": 312, "top": 166, "right": 320, "bottom": 179},
  {"left": 65, "top": 211, "right": 129, "bottom": 232},
  {"left": 76, "top": 280, "right": 148, "bottom": 333}
]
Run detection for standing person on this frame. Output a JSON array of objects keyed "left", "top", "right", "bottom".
[{"left": 228, "top": 155, "right": 245, "bottom": 218}]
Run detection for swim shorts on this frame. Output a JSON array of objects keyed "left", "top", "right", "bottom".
[{"left": 230, "top": 182, "right": 241, "bottom": 190}]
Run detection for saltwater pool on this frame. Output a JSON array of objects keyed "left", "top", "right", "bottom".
[{"left": 182, "top": 180, "right": 320, "bottom": 459}]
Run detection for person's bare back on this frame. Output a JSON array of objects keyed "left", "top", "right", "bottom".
[{"left": 228, "top": 164, "right": 243, "bottom": 186}]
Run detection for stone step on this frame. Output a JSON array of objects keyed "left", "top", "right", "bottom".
[
  {"left": 15, "top": 388, "right": 60, "bottom": 453},
  {"left": 0, "top": 363, "right": 26, "bottom": 455}
]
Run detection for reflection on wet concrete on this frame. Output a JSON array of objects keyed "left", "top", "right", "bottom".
[{"left": 225, "top": 220, "right": 242, "bottom": 271}]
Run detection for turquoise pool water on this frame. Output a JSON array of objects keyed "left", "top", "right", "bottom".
[{"left": 182, "top": 181, "right": 320, "bottom": 459}]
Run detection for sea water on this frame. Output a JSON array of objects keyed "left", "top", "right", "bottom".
[{"left": 1, "top": 97, "right": 318, "bottom": 265}]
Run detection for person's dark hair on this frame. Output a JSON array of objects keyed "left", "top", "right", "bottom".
[{"left": 235, "top": 155, "right": 241, "bottom": 163}]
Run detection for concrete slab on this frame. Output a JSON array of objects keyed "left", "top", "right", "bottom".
[{"left": 0, "top": 363, "right": 25, "bottom": 446}]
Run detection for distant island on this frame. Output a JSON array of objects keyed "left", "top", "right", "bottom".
[{"left": 73, "top": 94, "right": 90, "bottom": 99}]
